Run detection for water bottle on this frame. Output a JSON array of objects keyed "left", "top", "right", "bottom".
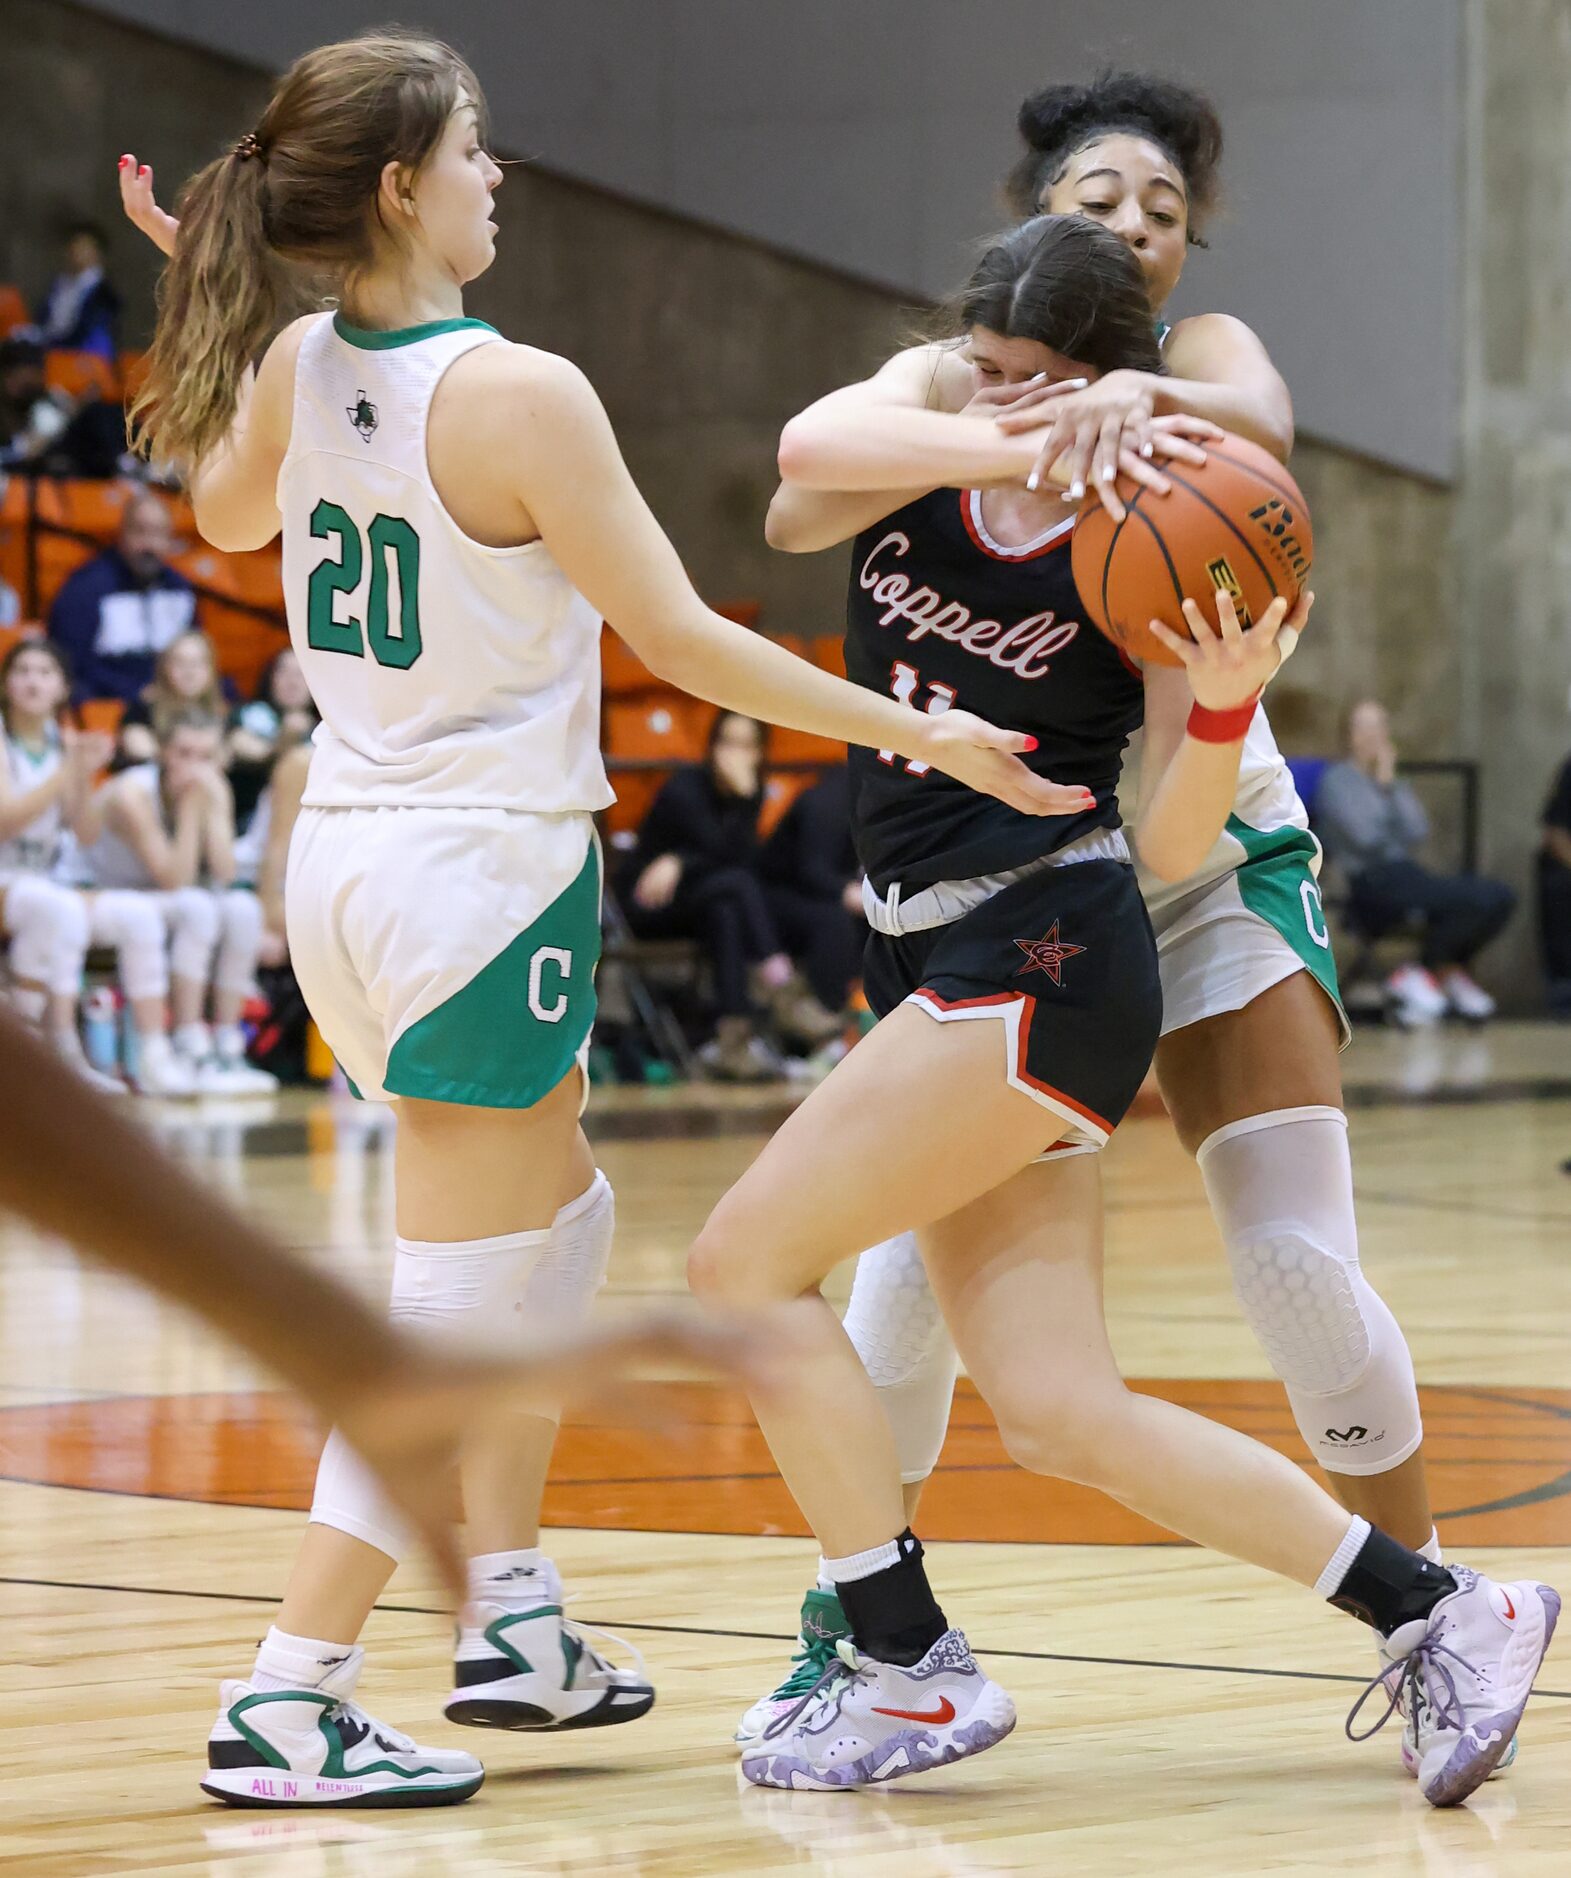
[{"left": 82, "top": 987, "right": 119, "bottom": 1072}]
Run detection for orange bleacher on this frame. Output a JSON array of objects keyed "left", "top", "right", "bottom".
[
  {"left": 601, "top": 622, "right": 846, "bottom": 840},
  {"left": 12, "top": 476, "right": 847, "bottom": 846}
]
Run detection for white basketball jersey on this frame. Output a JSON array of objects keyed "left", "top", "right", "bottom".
[
  {"left": 1133, "top": 702, "right": 1315, "bottom": 913},
  {"left": 0, "top": 727, "right": 67, "bottom": 876},
  {"left": 74, "top": 762, "right": 162, "bottom": 890},
  {"left": 278, "top": 313, "right": 612, "bottom": 814}
]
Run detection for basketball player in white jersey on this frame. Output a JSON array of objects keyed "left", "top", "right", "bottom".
[
  {"left": 0, "top": 640, "right": 118, "bottom": 1089},
  {"left": 745, "top": 72, "right": 1477, "bottom": 1789},
  {"left": 120, "top": 31, "right": 1071, "bottom": 1808}
]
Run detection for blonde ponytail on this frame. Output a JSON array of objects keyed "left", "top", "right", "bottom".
[
  {"left": 130, "top": 30, "right": 483, "bottom": 470},
  {"left": 131, "top": 143, "right": 279, "bottom": 469}
]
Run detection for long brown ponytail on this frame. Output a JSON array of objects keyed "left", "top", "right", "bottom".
[{"left": 132, "top": 30, "right": 485, "bottom": 469}]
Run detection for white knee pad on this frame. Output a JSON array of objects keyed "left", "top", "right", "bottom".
[
  {"left": 1197, "top": 1106, "right": 1423, "bottom": 1476},
  {"left": 522, "top": 1170, "right": 614, "bottom": 1329},
  {"left": 309, "top": 1176, "right": 616, "bottom": 1562},
  {"left": 165, "top": 886, "right": 221, "bottom": 983},
  {"left": 842, "top": 1232, "right": 959, "bottom": 1485},
  {"left": 214, "top": 889, "right": 264, "bottom": 996},
  {"left": 3, "top": 875, "right": 89, "bottom": 995},
  {"left": 89, "top": 891, "right": 169, "bottom": 1001}
]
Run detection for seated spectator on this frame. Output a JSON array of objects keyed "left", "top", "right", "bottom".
[
  {"left": 48, "top": 490, "right": 196, "bottom": 705},
  {"left": 759, "top": 765, "right": 864, "bottom": 1024},
  {"left": 0, "top": 639, "right": 118, "bottom": 1088},
  {"left": 1317, "top": 699, "right": 1514, "bottom": 1025},
  {"left": 73, "top": 707, "right": 275, "bottom": 1094},
  {"left": 33, "top": 223, "right": 121, "bottom": 361},
  {"left": 621, "top": 712, "right": 837, "bottom": 1080},
  {"left": 1537, "top": 750, "right": 1571, "bottom": 1016},
  {"left": 0, "top": 336, "right": 70, "bottom": 471},
  {"left": 227, "top": 647, "right": 318, "bottom": 834},
  {"left": 117, "top": 628, "right": 229, "bottom": 769}
]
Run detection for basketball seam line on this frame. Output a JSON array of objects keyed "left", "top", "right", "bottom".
[{"left": 1156, "top": 463, "right": 1283, "bottom": 597}]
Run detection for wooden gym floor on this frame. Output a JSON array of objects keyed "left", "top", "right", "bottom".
[{"left": 0, "top": 1022, "right": 1568, "bottom": 1874}]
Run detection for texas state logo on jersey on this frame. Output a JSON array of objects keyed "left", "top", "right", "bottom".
[{"left": 844, "top": 487, "right": 1143, "bottom": 893}]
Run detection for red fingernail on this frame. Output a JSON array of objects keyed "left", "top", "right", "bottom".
[
  {"left": 1022, "top": 736, "right": 1039, "bottom": 752},
  {"left": 139, "top": 165, "right": 149, "bottom": 177},
  {"left": 119, "top": 156, "right": 131, "bottom": 170}
]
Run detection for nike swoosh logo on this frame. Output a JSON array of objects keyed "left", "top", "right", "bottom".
[
  {"left": 871, "top": 1696, "right": 956, "bottom": 1726},
  {"left": 1500, "top": 1591, "right": 1517, "bottom": 1622}
]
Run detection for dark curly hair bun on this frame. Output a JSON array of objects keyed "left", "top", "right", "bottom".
[{"left": 1007, "top": 71, "right": 1223, "bottom": 233}]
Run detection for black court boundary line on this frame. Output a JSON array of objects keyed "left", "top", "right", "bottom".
[{"left": 0, "top": 1572, "right": 1564, "bottom": 1699}]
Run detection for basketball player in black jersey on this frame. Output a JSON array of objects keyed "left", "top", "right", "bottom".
[{"left": 686, "top": 214, "right": 1556, "bottom": 1803}]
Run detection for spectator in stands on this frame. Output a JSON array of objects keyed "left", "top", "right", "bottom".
[
  {"left": 1537, "top": 749, "right": 1571, "bottom": 1017},
  {"left": 0, "top": 336, "right": 70, "bottom": 470},
  {"left": 116, "top": 628, "right": 228, "bottom": 768},
  {"left": 47, "top": 490, "right": 196, "bottom": 705},
  {"left": 226, "top": 647, "right": 318, "bottom": 834},
  {"left": 34, "top": 223, "right": 121, "bottom": 362},
  {"left": 1318, "top": 699, "right": 1514, "bottom": 1024},
  {"left": 74, "top": 706, "right": 275, "bottom": 1094},
  {"left": 622, "top": 712, "right": 838, "bottom": 1080},
  {"left": 760, "top": 764, "right": 864, "bottom": 1023},
  {"left": 0, "top": 576, "right": 19, "bottom": 630},
  {"left": 0, "top": 639, "right": 119, "bottom": 1088}
]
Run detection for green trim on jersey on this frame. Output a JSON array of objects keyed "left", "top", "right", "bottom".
[
  {"left": 1224, "top": 814, "right": 1349, "bottom": 1046},
  {"left": 332, "top": 314, "right": 497, "bottom": 350},
  {"left": 384, "top": 844, "right": 601, "bottom": 1107}
]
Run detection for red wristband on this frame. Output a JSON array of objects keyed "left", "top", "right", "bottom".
[{"left": 1186, "top": 694, "right": 1261, "bottom": 744}]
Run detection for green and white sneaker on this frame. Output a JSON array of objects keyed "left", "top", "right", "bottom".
[
  {"left": 203, "top": 1646, "right": 483, "bottom": 1809},
  {"left": 446, "top": 1599, "right": 655, "bottom": 1731},
  {"left": 735, "top": 1587, "right": 852, "bottom": 1750}
]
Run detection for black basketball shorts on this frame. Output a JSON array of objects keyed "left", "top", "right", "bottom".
[{"left": 861, "top": 858, "right": 1162, "bottom": 1155}]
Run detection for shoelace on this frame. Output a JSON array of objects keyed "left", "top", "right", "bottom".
[
  {"left": 775, "top": 1625, "right": 848, "bottom": 1701},
  {"left": 1345, "top": 1633, "right": 1473, "bottom": 1745},
  {"left": 760, "top": 1639, "right": 866, "bottom": 1744},
  {"left": 328, "top": 1697, "right": 416, "bottom": 1756},
  {"left": 559, "top": 1594, "right": 648, "bottom": 1685}
]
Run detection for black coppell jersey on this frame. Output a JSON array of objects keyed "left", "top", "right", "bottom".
[{"left": 844, "top": 487, "right": 1144, "bottom": 894}]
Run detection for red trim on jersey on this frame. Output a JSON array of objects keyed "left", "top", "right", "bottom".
[
  {"left": 959, "top": 489, "right": 1074, "bottom": 563},
  {"left": 908, "top": 986, "right": 1113, "bottom": 1135}
]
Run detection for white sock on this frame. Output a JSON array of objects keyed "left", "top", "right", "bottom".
[
  {"left": 214, "top": 1022, "right": 246, "bottom": 1062},
  {"left": 1313, "top": 1515, "right": 1372, "bottom": 1599},
  {"left": 816, "top": 1556, "right": 835, "bottom": 1592},
  {"left": 823, "top": 1538, "right": 902, "bottom": 1584},
  {"left": 1418, "top": 1528, "right": 1442, "bottom": 1565},
  {"left": 251, "top": 1625, "right": 358, "bottom": 1692},
  {"left": 468, "top": 1547, "right": 561, "bottom": 1612},
  {"left": 174, "top": 1020, "right": 211, "bottom": 1061}
]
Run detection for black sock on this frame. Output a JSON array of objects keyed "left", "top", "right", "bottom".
[
  {"left": 1328, "top": 1525, "right": 1458, "bottom": 1634},
  {"left": 833, "top": 1531, "right": 947, "bottom": 1667}
]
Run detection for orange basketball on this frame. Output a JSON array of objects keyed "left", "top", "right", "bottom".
[{"left": 1070, "top": 433, "right": 1312, "bottom": 668}]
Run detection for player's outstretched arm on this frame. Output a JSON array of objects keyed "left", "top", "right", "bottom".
[
  {"left": 1134, "top": 587, "right": 1314, "bottom": 882},
  {"left": 487, "top": 349, "right": 1093, "bottom": 822},
  {"left": 0, "top": 1006, "right": 777, "bottom": 1597}
]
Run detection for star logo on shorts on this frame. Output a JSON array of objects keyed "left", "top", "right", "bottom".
[{"left": 1013, "top": 921, "right": 1085, "bottom": 987}]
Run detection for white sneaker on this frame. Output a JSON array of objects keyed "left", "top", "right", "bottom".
[
  {"left": 1350, "top": 1567, "right": 1558, "bottom": 1806},
  {"left": 1386, "top": 964, "right": 1447, "bottom": 1027},
  {"left": 135, "top": 1035, "right": 201, "bottom": 1097},
  {"left": 203, "top": 1646, "right": 483, "bottom": 1809},
  {"left": 737, "top": 1586, "right": 852, "bottom": 1749},
  {"left": 197, "top": 1054, "right": 281, "bottom": 1095},
  {"left": 740, "top": 1628, "right": 1015, "bottom": 1791},
  {"left": 1440, "top": 969, "right": 1496, "bottom": 1022},
  {"left": 447, "top": 1597, "right": 654, "bottom": 1732}
]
